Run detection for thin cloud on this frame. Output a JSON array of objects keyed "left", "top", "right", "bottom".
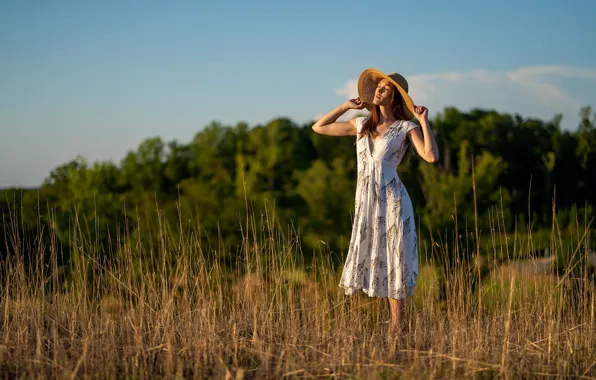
[
  {"left": 335, "top": 79, "right": 358, "bottom": 99},
  {"left": 327, "top": 65, "right": 596, "bottom": 129},
  {"left": 312, "top": 80, "right": 368, "bottom": 122}
]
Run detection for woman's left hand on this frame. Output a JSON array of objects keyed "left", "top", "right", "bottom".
[{"left": 413, "top": 105, "right": 429, "bottom": 122}]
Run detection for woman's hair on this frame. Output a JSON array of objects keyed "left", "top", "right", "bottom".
[
  {"left": 359, "top": 84, "right": 408, "bottom": 139},
  {"left": 357, "top": 83, "right": 415, "bottom": 162}
]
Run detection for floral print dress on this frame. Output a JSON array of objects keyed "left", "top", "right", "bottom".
[{"left": 339, "top": 116, "right": 420, "bottom": 299}]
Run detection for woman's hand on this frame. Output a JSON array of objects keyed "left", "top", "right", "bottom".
[
  {"left": 413, "top": 105, "right": 429, "bottom": 123},
  {"left": 344, "top": 97, "right": 366, "bottom": 110}
]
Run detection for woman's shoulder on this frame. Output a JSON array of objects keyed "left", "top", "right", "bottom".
[
  {"left": 353, "top": 115, "right": 370, "bottom": 123},
  {"left": 402, "top": 119, "right": 419, "bottom": 132},
  {"left": 353, "top": 116, "right": 370, "bottom": 132}
]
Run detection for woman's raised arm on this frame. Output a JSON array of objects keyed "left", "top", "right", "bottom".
[
  {"left": 409, "top": 105, "right": 440, "bottom": 164},
  {"left": 311, "top": 98, "right": 365, "bottom": 136}
]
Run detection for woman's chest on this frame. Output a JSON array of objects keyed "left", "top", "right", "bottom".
[{"left": 358, "top": 126, "right": 408, "bottom": 158}]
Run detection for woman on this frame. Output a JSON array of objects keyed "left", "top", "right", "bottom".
[{"left": 312, "top": 68, "right": 439, "bottom": 333}]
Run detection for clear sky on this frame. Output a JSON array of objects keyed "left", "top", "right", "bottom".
[{"left": 1, "top": 0, "right": 595, "bottom": 188}]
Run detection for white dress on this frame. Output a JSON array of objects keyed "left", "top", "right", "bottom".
[{"left": 339, "top": 116, "right": 420, "bottom": 299}]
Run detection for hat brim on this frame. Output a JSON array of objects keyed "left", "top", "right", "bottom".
[{"left": 357, "top": 68, "right": 415, "bottom": 120}]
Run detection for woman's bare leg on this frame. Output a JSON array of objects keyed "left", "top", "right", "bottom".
[{"left": 388, "top": 297, "right": 407, "bottom": 333}]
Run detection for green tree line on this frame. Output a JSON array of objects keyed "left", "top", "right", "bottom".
[{"left": 1, "top": 105, "right": 595, "bottom": 281}]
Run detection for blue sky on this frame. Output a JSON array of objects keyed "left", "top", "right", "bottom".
[{"left": 1, "top": 0, "right": 595, "bottom": 187}]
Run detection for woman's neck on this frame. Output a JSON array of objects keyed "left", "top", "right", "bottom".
[{"left": 378, "top": 105, "right": 396, "bottom": 124}]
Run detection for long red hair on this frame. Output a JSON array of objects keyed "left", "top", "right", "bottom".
[
  {"left": 357, "top": 85, "right": 414, "bottom": 162},
  {"left": 358, "top": 84, "right": 408, "bottom": 140}
]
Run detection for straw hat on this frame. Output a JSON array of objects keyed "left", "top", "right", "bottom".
[{"left": 357, "top": 68, "right": 415, "bottom": 120}]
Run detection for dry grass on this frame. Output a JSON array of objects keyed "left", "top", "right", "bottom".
[{"left": 0, "top": 201, "right": 595, "bottom": 380}]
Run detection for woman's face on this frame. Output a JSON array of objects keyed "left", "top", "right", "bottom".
[{"left": 373, "top": 79, "right": 394, "bottom": 106}]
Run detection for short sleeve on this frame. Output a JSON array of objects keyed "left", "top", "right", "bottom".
[
  {"left": 355, "top": 116, "right": 368, "bottom": 134},
  {"left": 405, "top": 120, "right": 420, "bottom": 134}
]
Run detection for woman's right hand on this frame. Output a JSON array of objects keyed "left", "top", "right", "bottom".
[{"left": 344, "top": 98, "right": 366, "bottom": 110}]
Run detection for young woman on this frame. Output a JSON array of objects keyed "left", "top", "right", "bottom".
[{"left": 312, "top": 68, "right": 439, "bottom": 333}]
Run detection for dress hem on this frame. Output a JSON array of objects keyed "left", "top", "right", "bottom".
[{"left": 338, "top": 284, "right": 415, "bottom": 300}]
